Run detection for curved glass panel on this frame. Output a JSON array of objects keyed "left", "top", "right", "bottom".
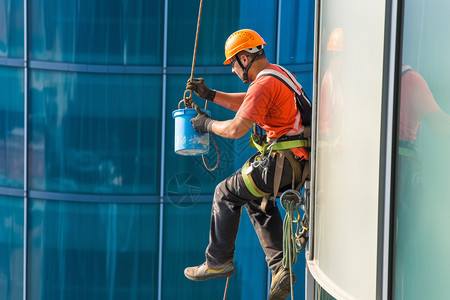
[
  {"left": 393, "top": 1, "right": 450, "bottom": 299},
  {"left": 0, "top": 67, "right": 24, "bottom": 188},
  {"left": 279, "top": 0, "right": 315, "bottom": 65},
  {"left": 0, "top": 0, "right": 24, "bottom": 58},
  {"left": 29, "top": 70, "right": 161, "bottom": 194},
  {"left": 29, "top": 0, "right": 163, "bottom": 65},
  {"left": 313, "top": 1, "right": 386, "bottom": 299},
  {"left": 0, "top": 196, "right": 23, "bottom": 300},
  {"left": 167, "top": 0, "right": 277, "bottom": 66},
  {"left": 27, "top": 199, "right": 159, "bottom": 300}
]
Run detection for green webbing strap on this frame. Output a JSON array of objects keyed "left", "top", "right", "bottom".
[
  {"left": 399, "top": 146, "right": 415, "bottom": 157},
  {"left": 241, "top": 159, "right": 271, "bottom": 198},
  {"left": 249, "top": 135, "right": 309, "bottom": 153}
]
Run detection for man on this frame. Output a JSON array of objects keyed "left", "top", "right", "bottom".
[{"left": 184, "top": 29, "right": 310, "bottom": 300}]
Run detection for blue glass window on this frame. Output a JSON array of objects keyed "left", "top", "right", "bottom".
[
  {"left": 0, "top": 196, "right": 23, "bottom": 300},
  {"left": 0, "top": 67, "right": 24, "bottom": 188},
  {"left": 167, "top": 0, "right": 277, "bottom": 66},
  {"left": 393, "top": 1, "right": 450, "bottom": 299},
  {"left": 279, "top": 0, "right": 315, "bottom": 65},
  {"left": 29, "top": 70, "right": 162, "bottom": 194},
  {"left": 29, "top": 0, "right": 163, "bottom": 65},
  {"left": 28, "top": 199, "right": 159, "bottom": 300},
  {"left": 0, "top": 0, "right": 316, "bottom": 299},
  {"left": 0, "top": 0, "right": 24, "bottom": 58}
]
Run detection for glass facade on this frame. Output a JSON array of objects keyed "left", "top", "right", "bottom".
[
  {"left": 312, "top": 1, "right": 386, "bottom": 299},
  {"left": 392, "top": 0, "right": 450, "bottom": 299},
  {"left": 0, "top": 0, "right": 314, "bottom": 299},
  {"left": 309, "top": 0, "right": 450, "bottom": 299},
  {"left": 0, "top": 196, "right": 23, "bottom": 300}
]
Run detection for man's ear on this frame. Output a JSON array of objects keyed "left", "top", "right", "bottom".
[{"left": 239, "top": 53, "right": 248, "bottom": 65}]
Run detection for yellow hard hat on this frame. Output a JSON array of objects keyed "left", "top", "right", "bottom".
[
  {"left": 223, "top": 29, "right": 266, "bottom": 65},
  {"left": 327, "top": 27, "right": 343, "bottom": 51}
]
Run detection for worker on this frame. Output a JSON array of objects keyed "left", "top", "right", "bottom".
[{"left": 183, "top": 29, "right": 311, "bottom": 300}]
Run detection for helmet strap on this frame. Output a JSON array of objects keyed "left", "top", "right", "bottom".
[{"left": 236, "top": 50, "right": 263, "bottom": 83}]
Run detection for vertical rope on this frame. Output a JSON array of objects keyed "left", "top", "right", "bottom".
[
  {"left": 182, "top": 0, "right": 204, "bottom": 109},
  {"left": 190, "top": 0, "right": 203, "bottom": 82},
  {"left": 179, "top": 0, "right": 220, "bottom": 171},
  {"left": 223, "top": 277, "right": 230, "bottom": 300}
]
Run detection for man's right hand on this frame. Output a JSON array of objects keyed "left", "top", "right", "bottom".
[{"left": 186, "top": 78, "right": 216, "bottom": 101}]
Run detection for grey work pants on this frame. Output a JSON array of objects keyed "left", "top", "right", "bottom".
[{"left": 206, "top": 153, "right": 300, "bottom": 273}]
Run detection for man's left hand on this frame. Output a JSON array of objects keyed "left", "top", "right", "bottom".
[{"left": 190, "top": 105, "right": 215, "bottom": 134}]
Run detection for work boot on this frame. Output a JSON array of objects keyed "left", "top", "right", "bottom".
[
  {"left": 268, "top": 268, "right": 296, "bottom": 300},
  {"left": 184, "top": 262, "right": 235, "bottom": 281}
]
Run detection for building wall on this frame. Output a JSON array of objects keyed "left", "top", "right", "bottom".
[
  {"left": 392, "top": 0, "right": 450, "bottom": 299},
  {"left": 310, "top": 0, "right": 450, "bottom": 299},
  {"left": 0, "top": 0, "right": 314, "bottom": 299}
]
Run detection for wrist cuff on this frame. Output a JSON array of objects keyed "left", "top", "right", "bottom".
[
  {"left": 206, "top": 120, "right": 215, "bottom": 133},
  {"left": 206, "top": 90, "right": 216, "bottom": 101}
]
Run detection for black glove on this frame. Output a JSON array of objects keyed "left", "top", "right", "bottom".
[
  {"left": 186, "top": 78, "right": 216, "bottom": 101},
  {"left": 190, "top": 105, "right": 215, "bottom": 134}
]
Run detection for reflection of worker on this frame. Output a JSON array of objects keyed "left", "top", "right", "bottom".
[
  {"left": 399, "top": 65, "right": 450, "bottom": 142},
  {"left": 397, "top": 64, "right": 450, "bottom": 194},
  {"left": 319, "top": 27, "right": 344, "bottom": 148},
  {"left": 184, "top": 29, "right": 311, "bottom": 300},
  {"left": 395, "top": 64, "right": 450, "bottom": 298}
]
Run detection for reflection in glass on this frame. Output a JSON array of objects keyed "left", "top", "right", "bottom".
[
  {"left": 314, "top": 1, "right": 386, "bottom": 297},
  {"left": 393, "top": 1, "right": 450, "bottom": 298},
  {"left": 28, "top": 199, "right": 159, "bottom": 300},
  {"left": 319, "top": 27, "right": 344, "bottom": 150},
  {"left": 0, "top": 67, "right": 24, "bottom": 188},
  {"left": 278, "top": 0, "right": 315, "bottom": 65},
  {"left": 162, "top": 202, "right": 267, "bottom": 300},
  {"left": 0, "top": 196, "right": 23, "bottom": 300},
  {"left": 0, "top": 0, "right": 24, "bottom": 58},
  {"left": 29, "top": 0, "right": 163, "bottom": 64},
  {"left": 29, "top": 70, "right": 162, "bottom": 194},
  {"left": 393, "top": 64, "right": 450, "bottom": 299}
]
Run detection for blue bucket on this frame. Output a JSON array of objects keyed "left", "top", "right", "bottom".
[{"left": 172, "top": 108, "right": 210, "bottom": 156}]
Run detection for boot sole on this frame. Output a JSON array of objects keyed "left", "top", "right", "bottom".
[
  {"left": 268, "top": 272, "right": 296, "bottom": 300},
  {"left": 184, "top": 268, "right": 235, "bottom": 281}
]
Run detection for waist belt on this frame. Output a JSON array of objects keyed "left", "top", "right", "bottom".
[
  {"left": 243, "top": 127, "right": 311, "bottom": 212},
  {"left": 249, "top": 134, "right": 310, "bottom": 154},
  {"left": 241, "top": 149, "right": 308, "bottom": 213}
]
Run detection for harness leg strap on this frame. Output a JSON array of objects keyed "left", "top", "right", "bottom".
[{"left": 261, "top": 152, "right": 285, "bottom": 213}]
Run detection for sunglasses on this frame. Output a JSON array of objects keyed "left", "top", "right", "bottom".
[{"left": 230, "top": 58, "right": 237, "bottom": 68}]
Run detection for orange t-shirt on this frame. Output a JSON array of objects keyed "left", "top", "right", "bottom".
[
  {"left": 400, "top": 69, "right": 440, "bottom": 141},
  {"left": 237, "top": 64, "right": 308, "bottom": 159}
]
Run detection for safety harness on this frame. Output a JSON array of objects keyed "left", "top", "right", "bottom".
[
  {"left": 242, "top": 128, "right": 310, "bottom": 212},
  {"left": 240, "top": 66, "right": 312, "bottom": 212}
]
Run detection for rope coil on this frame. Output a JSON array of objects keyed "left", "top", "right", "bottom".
[{"left": 280, "top": 187, "right": 310, "bottom": 300}]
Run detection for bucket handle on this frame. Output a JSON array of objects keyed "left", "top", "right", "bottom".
[{"left": 179, "top": 90, "right": 194, "bottom": 109}]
